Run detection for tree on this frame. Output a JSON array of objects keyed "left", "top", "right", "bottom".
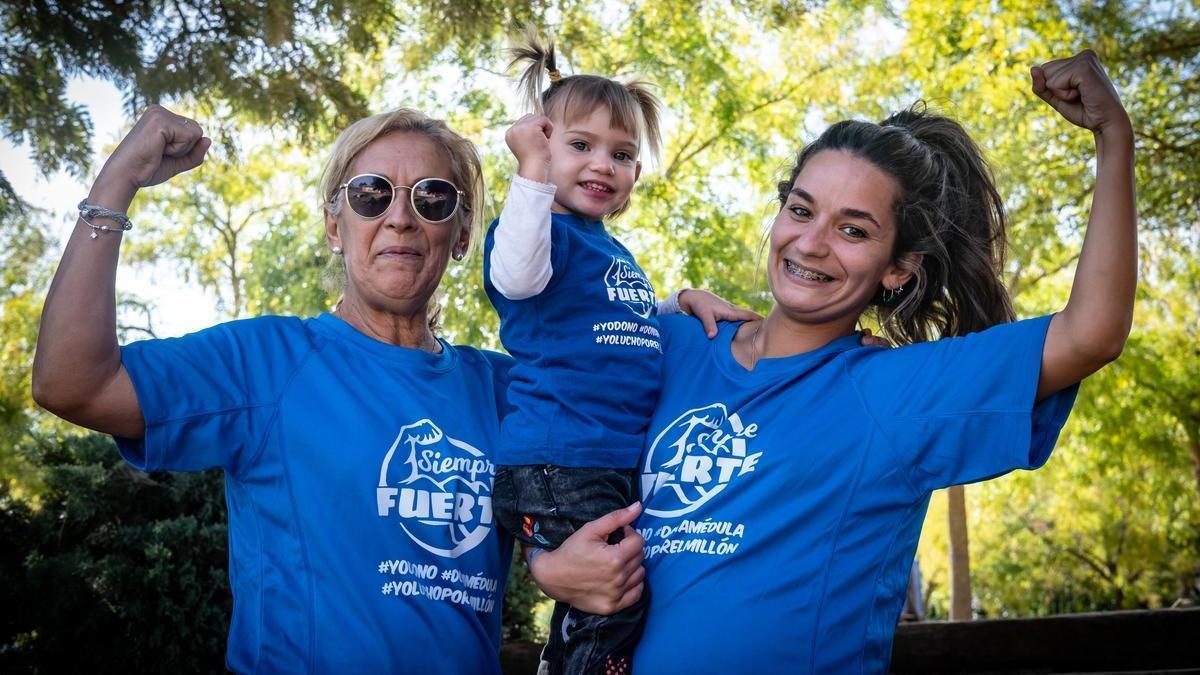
[{"left": 128, "top": 140, "right": 320, "bottom": 319}]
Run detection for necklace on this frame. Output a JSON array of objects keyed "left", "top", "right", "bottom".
[{"left": 749, "top": 321, "right": 764, "bottom": 370}]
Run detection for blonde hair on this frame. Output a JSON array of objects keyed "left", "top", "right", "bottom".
[
  {"left": 319, "top": 108, "right": 485, "bottom": 332},
  {"left": 509, "top": 28, "right": 662, "bottom": 219}
]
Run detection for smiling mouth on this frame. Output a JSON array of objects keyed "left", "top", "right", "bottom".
[
  {"left": 785, "top": 259, "right": 834, "bottom": 282},
  {"left": 580, "top": 181, "right": 614, "bottom": 194}
]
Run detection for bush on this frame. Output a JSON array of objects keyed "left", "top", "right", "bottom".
[{"left": 1, "top": 433, "right": 229, "bottom": 673}]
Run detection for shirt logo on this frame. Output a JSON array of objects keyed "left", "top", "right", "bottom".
[
  {"left": 640, "top": 403, "right": 762, "bottom": 518},
  {"left": 376, "top": 418, "right": 495, "bottom": 558},
  {"left": 605, "top": 256, "right": 656, "bottom": 319}
]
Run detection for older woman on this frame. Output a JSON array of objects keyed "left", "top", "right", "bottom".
[
  {"left": 32, "top": 106, "right": 642, "bottom": 672},
  {"left": 630, "top": 52, "right": 1135, "bottom": 673}
]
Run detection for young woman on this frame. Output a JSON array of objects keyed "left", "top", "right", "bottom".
[{"left": 625, "top": 51, "right": 1135, "bottom": 673}]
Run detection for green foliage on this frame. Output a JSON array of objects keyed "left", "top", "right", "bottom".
[
  {"left": 0, "top": 433, "right": 229, "bottom": 671},
  {"left": 502, "top": 550, "right": 552, "bottom": 642},
  {"left": 0, "top": 204, "right": 54, "bottom": 498},
  {"left": 3, "top": 0, "right": 1199, "bottom": 655},
  {"left": 128, "top": 140, "right": 320, "bottom": 319}
]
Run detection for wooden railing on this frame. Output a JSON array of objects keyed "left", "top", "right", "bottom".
[{"left": 499, "top": 608, "right": 1200, "bottom": 674}]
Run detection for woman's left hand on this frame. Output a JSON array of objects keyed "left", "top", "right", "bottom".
[
  {"left": 679, "top": 289, "right": 762, "bottom": 339},
  {"left": 527, "top": 503, "right": 646, "bottom": 615},
  {"left": 1031, "top": 50, "right": 1131, "bottom": 137}
]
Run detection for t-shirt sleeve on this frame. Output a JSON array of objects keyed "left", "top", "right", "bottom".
[
  {"left": 114, "top": 319, "right": 306, "bottom": 476},
  {"left": 483, "top": 350, "right": 516, "bottom": 419},
  {"left": 546, "top": 216, "right": 571, "bottom": 289},
  {"left": 847, "top": 314, "right": 1079, "bottom": 494}
]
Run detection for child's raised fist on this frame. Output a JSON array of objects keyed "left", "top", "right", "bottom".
[{"left": 506, "top": 113, "right": 555, "bottom": 183}]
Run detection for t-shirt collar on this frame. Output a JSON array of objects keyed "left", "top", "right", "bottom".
[
  {"left": 310, "top": 312, "right": 457, "bottom": 371},
  {"left": 714, "top": 321, "right": 865, "bottom": 382}
]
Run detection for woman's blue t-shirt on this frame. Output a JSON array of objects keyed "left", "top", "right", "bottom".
[
  {"left": 114, "top": 313, "right": 514, "bottom": 673},
  {"left": 633, "top": 314, "right": 1078, "bottom": 674},
  {"left": 483, "top": 212, "right": 663, "bottom": 468}
]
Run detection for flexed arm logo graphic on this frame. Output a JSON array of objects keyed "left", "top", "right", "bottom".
[
  {"left": 377, "top": 419, "right": 496, "bottom": 558},
  {"left": 640, "top": 403, "right": 763, "bottom": 518}
]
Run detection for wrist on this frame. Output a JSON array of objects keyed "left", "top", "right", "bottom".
[
  {"left": 658, "top": 289, "right": 688, "bottom": 315},
  {"left": 526, "top": 545, "right": 548, "bottom": 569},
  {"left": 87, "top": 173, "right": 139, "bottom": 213},
  {"left": 1093, "top": 116, "right": 1134, "bottom": 151},
  {"left": 516, "top": 160, "right": 551, "bottom": 184}
]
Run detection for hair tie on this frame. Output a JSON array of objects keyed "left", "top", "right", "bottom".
[{"left": 548, "top": 68, "right": 562, "bottom": 82}]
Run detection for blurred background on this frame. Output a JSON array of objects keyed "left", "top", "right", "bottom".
[{"left": 1, "top": 0, "right": 1197, "bottom": 670}]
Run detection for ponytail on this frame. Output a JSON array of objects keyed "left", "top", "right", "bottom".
[
  {"left": 778, "top": 103, "right": 1013, "bottom": 344},
  {"left": 508, "top": 26, "right": 559, "bottom": 116}
]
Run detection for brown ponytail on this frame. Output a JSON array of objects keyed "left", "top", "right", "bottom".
[{"left": 508, "top": 25, "right": 559, "bottom": 116}]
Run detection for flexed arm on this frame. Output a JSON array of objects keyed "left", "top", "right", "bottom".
[
  {"left": 32, "top": 105, "right": 210, "bottom": 437},
  {"left": 489, "top": 114, "right": 557, "bottom": 299},
  {"left": 1035, "top": 51, "right": 1137, "bottom": 399}
]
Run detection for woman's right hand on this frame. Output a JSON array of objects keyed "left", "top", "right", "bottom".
[
  {"left": 528, "top": 502, "right": 646, "bottom": 615},
  {"left": 506, "top": 113, "right": 554, "bottom": 184},
  {"left": 93, "top": 104, "right": 211, "bottom": 205}
]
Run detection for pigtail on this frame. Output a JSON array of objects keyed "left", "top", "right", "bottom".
[
  {"left": 881, "top": 105, "right": 1014, "bottom": 343},
  {"left": 508, "top": 26, "right": 558, "bottom": 115},
  {"left": 624, "top": 81, "right": 663, "bottom": 161}
]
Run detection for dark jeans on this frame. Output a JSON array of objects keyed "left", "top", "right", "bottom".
[{"left": 493, "top": 465, "right": 648, "bottom": 675}]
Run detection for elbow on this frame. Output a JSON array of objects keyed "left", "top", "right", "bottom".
[
  {"left": 31, "top": 358, "right": 83, "bottom": 418},
  {"left": 492, "top": 270, "right": 550, "bottom": 301},
  {"left": 31, "top": 366, "right": 67, "bottom": 416},
  {"left": 1058, "top": 306, "right": 1132, "bottom": 370},
  {"left": 1075, "top": 328, "right": 1129, "bottom": 369}
]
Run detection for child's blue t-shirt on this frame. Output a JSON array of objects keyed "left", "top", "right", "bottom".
[
  {"left": 483, "top": 212, "right": 663, "bottom": 468},
  {"left": 114, "top": 313, "right": 514, "bottom": 673},
  {"left": 634, "top": 314, "right": 1078, "bottom": 674}
]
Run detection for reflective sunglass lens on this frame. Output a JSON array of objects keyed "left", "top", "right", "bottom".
[
  {"left": 411, "top": 179, "right": 459, "bottom": 222},
  {"left": 346, "top": 176, "right": 393, "bottom": 218}
]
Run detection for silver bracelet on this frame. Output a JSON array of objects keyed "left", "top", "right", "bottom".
[{"left": 78, "top": 200, "right": 133, "bottom": 239}]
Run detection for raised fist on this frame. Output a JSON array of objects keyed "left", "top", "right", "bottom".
[
  {"left": 1032, "top": 50, "right": 1131, "bottom": 136},
  {"left": 99, "top": 105, "right": 211, "bottom": 193},
  {"left": 505, "top": 113, "right": 554, "bottom": 182}
]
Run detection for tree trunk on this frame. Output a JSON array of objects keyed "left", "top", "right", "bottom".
[
  {"left": 1189, "top": 438, "right": 1200, "bottom": 493},
  {"left": 947, "top": 484, "right": 973, "bottom": 620}
]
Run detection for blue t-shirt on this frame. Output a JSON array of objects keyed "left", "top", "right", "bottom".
[
  {"left": 634, "top": 314, "right": 1078, "bottom": 674},
  {"left": 483, "top": 212, "right": 663, "bottom": 468},
  {"left": 115, "top": 313, "right": 515, "bottom": 673}
]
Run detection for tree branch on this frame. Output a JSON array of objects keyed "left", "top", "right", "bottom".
[{"left": 661, "top": 70, "right": 828, "bottom": 180}]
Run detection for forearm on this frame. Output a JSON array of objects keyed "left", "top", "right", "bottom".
[
  {"left": 32, "top": 176, "right": 136, "bottom": 420},
  {"left": 489, "top": 176, "right": 555, "bottom": 299},
  {"left": 1058, "top": 123, "right": 1137, "bottom": 358},
  {"left": 1040, "top": 124, "right": 1137, "bottom": 398}
]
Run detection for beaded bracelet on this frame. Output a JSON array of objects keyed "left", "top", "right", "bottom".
[
  {"left": 78, "top": 200, "right": 133, "bottom": 238},
  {"left": 525, "top": 546, "right": 547, "bottom": 568}
]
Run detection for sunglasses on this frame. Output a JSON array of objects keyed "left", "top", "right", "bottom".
[{"left": 332, "top": 174, "right": 465, "bottom": 223}]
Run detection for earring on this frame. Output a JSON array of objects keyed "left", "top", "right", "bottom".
[
  {"left": 331, "top": 246, "right": 342, "bottom": 255},
  {"left": 452, "top": 250, "right": 464, "bottom": 261}
]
